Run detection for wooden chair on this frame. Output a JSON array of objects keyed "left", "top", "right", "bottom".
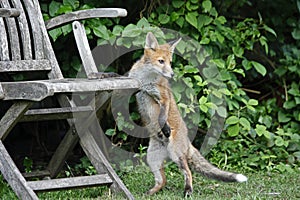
[{"left": 0, "top": 1, "right": 139, "bottom": 199}]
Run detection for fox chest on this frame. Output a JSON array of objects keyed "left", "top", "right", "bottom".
[{"left": 135, "top": 91, "right": 160, "bottom": 125}]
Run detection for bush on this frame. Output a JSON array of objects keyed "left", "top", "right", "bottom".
[{"left": 41, "top": 0, "right": 300, "bottom": 171}]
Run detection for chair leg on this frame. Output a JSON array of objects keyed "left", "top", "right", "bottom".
[
  {"left": 0, "top": 141, "right": 38, "bottom": 200},
  {"left": 0, "top": 101, "right": 32, "bottom": 140},
  {"left": 77, "top": 120, "right": 135, "bottom": 200}
]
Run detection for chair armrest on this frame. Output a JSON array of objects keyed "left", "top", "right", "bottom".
[
  {"left": 0, "top": 8, "right": 20, "bottom": 17},
  {"left": 0, "top": 84, "right": 4, "bottom": 99},
  {"left": 45, "top": 8, "right": 127, "bottom": 30}
]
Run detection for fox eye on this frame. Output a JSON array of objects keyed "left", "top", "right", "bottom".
[{"left": 158, "top": 59, "right": 165, "bottom": 64}]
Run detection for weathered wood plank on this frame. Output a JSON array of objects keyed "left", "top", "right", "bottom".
[
  {"left": 0, "top": 8, "right": 20, "bottom": 17},
  {"left": 0, "top": 84, "right": 4, "bottom": 99},
  {"left": 46, "top": 8, "right": 127, "bottom": 30},
  {"left": 0, "top": 60, "right": 51, "bottom": 72},
  {"left": 0, "top": 0, "right": 21, "bottom": 60},
  {"left": 11, "top": 0, "right": 33, "bottom": 59},
  {"left": 21, "top": 106, "right": 93, "bottom": 122},
  {"left": 0, "top": 102, "right": 32, "bottom": 140},
  {"left": 0, "top": 141, "right": 38, "bottom": 200},
  {"left": 22, "top": 170, "right": 51, "bottom": 179},
  {"left": 1, "top": 78, "right": 140, "bottom": 101},
  {"left": 73, "top": 21, "right": 98, "bottom": 77},
  {"left": 0, "top": 17, "right": 9, "bottom": 61},
  {"left": 48, "top": 78, "right": 140, "bottom": 93},
  {"left": 1, "top": 81, "right": 52, "bottom": 101},
  {"left": 27, "top": 174, "right": 112, "bottom": 191},
  {"left": 32, "top": 0, "right": 64, "bottom": 79},
  {"left": 22, "top": 0, "right": 44, "bottom": 59}
]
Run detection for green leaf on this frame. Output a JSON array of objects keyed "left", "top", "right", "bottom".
[
  {"left": 283, "top": 100, "right": 296, "bottom": 109},
  {"left": 186, "top": 1, "right": 199, "bottom": 11},
  {"left": 251, "top": 61, "right": 267, "bottom": 76},
  {"left": 63, "top": 0, "right": 79, "bottom": 9},
  {"left": 137, "top": 17, "right": 150, "bottom": 28},
  {"left": 202, "top": 66, "right": 218, "bottom": 78},
  {"left": 232, "top": 46, "right": 244, "bottom": 58},
  {"left": 61, "top": 24, "right": 72, "bottom": 36},
  {"left": 274, "top": 67, "right": 287, "bottom": 77},
  {"left": 226, "top": 116, "right": 239, "bottom": 125},
  {"left": 226, "top": 54, "right": 236, "bottom": 70},
  {"left": 200, "top": 104, "right": 208, "bottom": 113},
  {"left": 228, "top": 124, "right": 240, "bottom": 137},
  {"left": 278, "top": 111, "right": 291, "bottom": 123},
  {"left": 57, "top": 5, "right": 72, "bottom": 14},
  {"left": 93, "top": 25, "right": 110, "bottom": 40},
  {"left": 216, "top": 106, "right": 227, "bottom": 118},
  {"left": 172, "top": 0, "right": 185, "bottom": 8},
  {"left": 242, "top": 59, "right": 252, "bottom": 70},
  {"left": 197, "top": 14, "right": 213, "bottom": 29},
  {"left": 199, "top": 96, "right": 207, "bottom": 104},
  {"left": 170, "top": 12, "right": 179, "bottom": 22},
  {"left": 49, "top": 28, "right": 62, "bottom": 41},
  {"left": 211, "top": 59, "right": 225, "bottom": 68},
  {"left": 200, "top": 37, "right": 210, "bottom": 44},
  {"left": 202, "top": 0, "right": 212, "bottom": 12},
  {"left": 49, "top": 1, "right": 61, "bottom": 17},
  {"left": 239, "top": 117, "right": 251, "bottom": 130},
  {"left": 255, "top": 124, "right": 267, "bottom": 137},
  {"left": 158, "top": 14, "right": 170, "bottom": 24},
  {"left": 274, "top": 136, "right": 285, "bottom": 146},
  {"left": 219, "top": 88, "right": 231, "bottom": 95},
  {"left": 122, "top": 24, "right": 141, "bottom": 37},
  {"left": 248, "top": 99, "right": 258, "bottom": 106},
  {"left": 105, "top": 129, "right": 116, "bottom": 136},
  {"left": 215, "top": 16, "right": 226, "bottom": 24},
  {"left": 247, "top": 105, "right": 256, "bottom": 112},
  {"left": 292, "top": 28, "right": 300, "bottom": 40},
  {"left": 112, "top": 25, "right": 124, "bottom": 36},
  {"left": 176, "top": 16, "right": 185, "bottom": 28},
  {"left": 186, "top": 12, "right": 198, "bottom": 29},
  {"left": 263, "top": 24, "right": 277, "bottom": 37},
  {"left": 294, "top": 151, "right": 300, "bottom": 160}
]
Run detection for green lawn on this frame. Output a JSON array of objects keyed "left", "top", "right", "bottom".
[{"left": 1, "top": 165, "right": 299, "bottom": 199}]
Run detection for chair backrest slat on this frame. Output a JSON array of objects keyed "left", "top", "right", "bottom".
[
  {"left": 0, "top": 18, "right": 10, "bottom": 61},
  {"left": 31, "top": 0, "right": 63, "bottom": 79},
  {"left": 0, "top": 0, "right": 21, "bottom": 60},
  {"left": 0, "top": 60, "right": 51, "bottom": 72},
  {"left": 22, "top": 0, "right": 44, "bottom": 60},
  {"left": 11, "top": 0, "right": 32, "bottom": 60}
]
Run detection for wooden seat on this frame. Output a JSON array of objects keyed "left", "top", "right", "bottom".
[{"left": 0, "top": 1, "right": 138, "bottom": 199}]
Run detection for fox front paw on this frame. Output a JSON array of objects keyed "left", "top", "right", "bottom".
[
  {"left": 184, "top": 186, "right": 193, "bottom": 198},
  {"left": 161, "top": 123, "right": 171, "bottom": 137}
]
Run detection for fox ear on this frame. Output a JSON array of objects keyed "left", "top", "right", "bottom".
[
  {"left": 169, "top": 38, "right": 182, "bottom": 53},
  {"left": 145, "top": 32, "right": 159, "bottom": 50}
]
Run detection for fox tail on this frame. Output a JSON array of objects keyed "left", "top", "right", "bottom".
[{"left": 187, "top": 145, "right": 247, "bottom": 182}]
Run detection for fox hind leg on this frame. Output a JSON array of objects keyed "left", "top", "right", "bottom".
[
  {"left": 177, "top": 156, "right": 193, "bottom": 197},
  {"left": 146, "top": 140, "right": 168, "bottom": 195}
]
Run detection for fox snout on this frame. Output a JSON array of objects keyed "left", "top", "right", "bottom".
[{"left": 163, "top": 70, "right": 174, "bottom": 78}]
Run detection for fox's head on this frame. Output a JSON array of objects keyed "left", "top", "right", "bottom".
[{"left": 143, "top": 32, "right": 181, "bottom": 79}]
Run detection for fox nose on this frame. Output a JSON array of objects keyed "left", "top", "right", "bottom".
[{"left": 171, "top": 72, "right": 174, "bottom": 77}]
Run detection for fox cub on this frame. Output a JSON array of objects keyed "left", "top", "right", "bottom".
[{"left": 128, "top": 32, "right": 247, "bottom": 197}]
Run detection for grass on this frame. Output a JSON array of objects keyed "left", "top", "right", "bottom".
[{"left": 1, "top": 164, "right": 299, "bottom": 200}]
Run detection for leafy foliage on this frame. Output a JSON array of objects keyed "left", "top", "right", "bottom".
[{"left": 41, "top": 0, "right": 300, "bottom": 171}]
